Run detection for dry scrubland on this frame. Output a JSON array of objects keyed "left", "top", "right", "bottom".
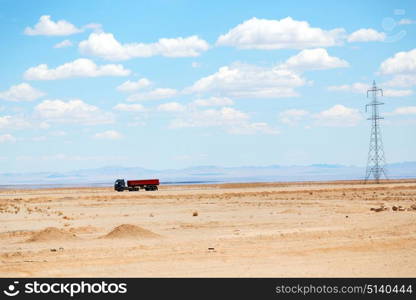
[{"left": 0, "top": 180, "right": 415, "bottom": 277}]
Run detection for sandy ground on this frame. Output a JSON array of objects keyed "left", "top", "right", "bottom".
[{"left": 0, "top": 180, "right": 415, "bottom": 277}]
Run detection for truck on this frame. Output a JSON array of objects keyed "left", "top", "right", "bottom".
[{"left": 114, "top": 178, "right": 159, "bottom": 192}]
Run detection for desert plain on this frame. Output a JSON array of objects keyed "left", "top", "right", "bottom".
[{"left": 0, "top": 180, "right": 415, "bottom": 277}]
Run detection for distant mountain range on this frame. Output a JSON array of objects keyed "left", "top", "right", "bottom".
[{"left": 0, "top": 162, "right": 415, "bottom": 187}]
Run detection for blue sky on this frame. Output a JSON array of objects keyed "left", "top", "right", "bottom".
[{"left": 0, "top": 0, "right": 415, "bottom": 172}]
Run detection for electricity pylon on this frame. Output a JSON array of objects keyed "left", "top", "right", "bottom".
[{"left": 365, "top": 80, "right": 388, "bottom": 183}]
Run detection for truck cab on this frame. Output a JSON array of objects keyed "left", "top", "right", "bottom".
[{"left": 114, "top": 179, "right": 126, "bottom": 192}]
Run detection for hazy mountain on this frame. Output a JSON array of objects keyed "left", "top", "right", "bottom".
[{"left": 0, "top": 162, "right": 414, "bottom": 187}]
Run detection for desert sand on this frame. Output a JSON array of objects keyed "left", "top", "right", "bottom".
[{"left": 0, "top": 180, "right": 415, "bottom": 277}]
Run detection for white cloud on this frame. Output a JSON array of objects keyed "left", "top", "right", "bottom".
[
  {"left": 347, "top": 28, "right": 385, "bottom": 42},
  {"left": 83, "top": 23, "right": 102, "bottom": 32},
  {"left": 157, "top": 102, "right": 185, "bottom": 112},
  {"left": 379, "top": 48, "right": 416, "bottom": 75},
  {"left": 0, "top": 134, "right": 17, "bottom": 143},
  {"left": 216, "top": 17, "right": 345, "bottom": 50},
  {"left": 94, "top": 130, "right": 122, "bottom": 140},
  {"left": 39, "top": 121, "right": 50, "bottom": 129},
  {"left": 54, "top": 39, "right": 73, "bottom": 48},
  {"left": 155, "top": 97, "right": 274, "bottom": 134},
  {"left": 380, "top": 49, "right": 416, "bottom": 90},
  {"left": 192, "top": 96, "right": 234, "bottom": 107},
  {"left": 279, "top": 48, "right": 349, "bottom": 71},
  {"left": 383, "top": 89, "right": 413, "bottom": 97},
  {"left": 116, "top": 78, "right": 151, "bottom": 92},
  {"left": 279, "top": 109, "right": 309, "bottom": 125},
  {"left": 328, "top": 82, "right": 412, "bottom": 97},
  {"left": 398, "top": 19, "right": 416, "bottom": 25},
  {"left": 79, "top": 32, "right": 209, "bottom": 60},
  {"left": 384, "top": 74, "right": 416, "bottom": 88},
  {"left": 127, "top": 118, "right": 146, "bottom": 127},
  {"left": 113, "top": 103, "right": 146, "bottom": 112},
  {"left": 24, "top": 58, "right": 131, "bottom": 80},
  {"left": 328, "top": 82, "right": 369, "bottom": 93},
  {"left": 186, "top": 63, "right": 306, "bottom": 99},
  {"left": 0, "top": 115, "right": 31, "bottom": 130},
  {"left": 169, "top": 107, "right": 248, "bottom": 128},
  {"left": 127, "top": 88, "right": 177, "bottom": 101},
  {"left": 35, "top": 99, "right": 114, "bottom": 125},
  {"left": 387, "top": 106, "right": 416, "bottom": 115},
  {"left": 313, "top": 104, "right": 363, "bottom": 127},
  {"left": 24, "top": 15, "right": 82, "bottom": 36},
  {"left": 153, "top": 97, "right": 276, "bottom": 134},
  {"left": 0, "top": 83, "right": 45, "bottom": 102},
  {"left": 169, "top": 107, "right": 278, "bottom": 135}
]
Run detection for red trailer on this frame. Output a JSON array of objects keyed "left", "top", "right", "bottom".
[{"left": 114, "top": 179, "right": 159, "bottom": 192}]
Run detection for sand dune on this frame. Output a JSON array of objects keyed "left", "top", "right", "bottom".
[
  {"left": 0, "top": 180, "right": 415, "bottom": 277},
  {"left": 26, "top": 227, "right": 78, "bottom": 243},
  {"left": 101, "top": 224, "right": 160, "bottom": 239}
]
